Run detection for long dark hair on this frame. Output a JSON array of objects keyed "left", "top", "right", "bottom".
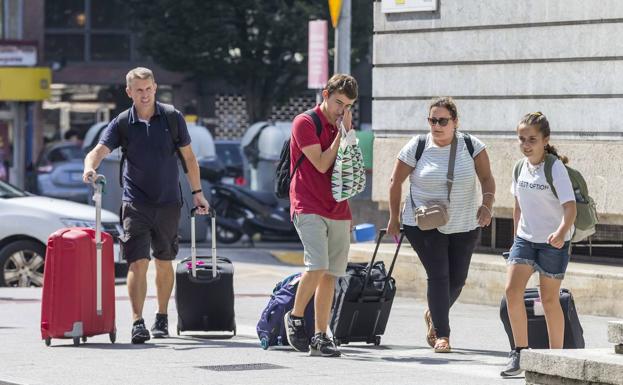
[{"left": 517, "top": 112, "right": 569, "bottom": 164}]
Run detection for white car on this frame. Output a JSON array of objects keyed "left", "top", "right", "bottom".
[{"left": 0, "top": 179, "right": 124, "bottom": 287}]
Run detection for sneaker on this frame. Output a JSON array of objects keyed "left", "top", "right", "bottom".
[
  {"left": 500, "top": 349, "right": 523, "bottom": 377},
  {"left": 150, "top": 313, "right": 169, "bottom": 338},
  {"left": 309, "top": 333, "right": 341, "bottom": 357},
  {"left": 284, "top": 310, "right": 310, "bottom": 352},
  {"left": 131, "top": 319, "right": 151, "bottom": 344}
]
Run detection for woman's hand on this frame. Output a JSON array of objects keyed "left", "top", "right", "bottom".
[
  {"left": 387, "top": 217, "right": 401, "bottom": 237},
  {"left": 547, "top": 231, "right": 565, "bottom": 249},
  {"left": 477, "top": 205, "right": 493, "bottom": 227}
]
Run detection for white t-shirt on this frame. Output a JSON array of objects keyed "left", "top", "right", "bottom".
[
  {"left": 398, "top": 132, "right": 485, "bottom": 234},
  {"left": 511, "top": 158, "right": 575, "bottom": 243}
]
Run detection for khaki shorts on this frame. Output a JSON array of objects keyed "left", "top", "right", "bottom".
[{"left": 292, "top": 213, "right": 350, "bottom": 277}]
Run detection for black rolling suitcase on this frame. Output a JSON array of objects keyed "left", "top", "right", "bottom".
[
  {"left": 175, "top": 208, "right": 236, "bottom": 336},
  {"left": 330, "top": 229, "right": 403, "bottom": 346},
  {"left": 500, "top": 287, "right": 584, "bottom": 349}
]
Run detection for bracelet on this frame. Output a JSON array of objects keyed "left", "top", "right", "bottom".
[
  {"left": 482, "top": 192, "right": 495, "bottom": 200},
  {"left": 191, "top": 189, "right": 202, "bottom": 195},
  {"left": 480, "top": 205, "right": 494, "bottom": 217}
]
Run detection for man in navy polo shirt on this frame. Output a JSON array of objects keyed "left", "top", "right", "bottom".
[{"left": 83, "top": 67, "right": 210, "bottom": 344}]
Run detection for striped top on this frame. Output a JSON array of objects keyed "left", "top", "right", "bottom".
[{"left": 398, "top": 132, "right": 486, "bottom": 234}]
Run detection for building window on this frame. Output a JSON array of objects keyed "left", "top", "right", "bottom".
[
  {"left": 91, "top": 34, "right": 130, "bottom": 61},
  {"left": 44, "top": 0, "right": 132, "bottom": 62}
]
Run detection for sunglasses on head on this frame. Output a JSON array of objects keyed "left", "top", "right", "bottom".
[{"left": 427, "top": 117, "right": 452, "bottom": 127}]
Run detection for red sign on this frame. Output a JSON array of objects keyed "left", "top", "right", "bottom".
[{"left": 308, "top": 20, "right": 328, "bottom": 89}]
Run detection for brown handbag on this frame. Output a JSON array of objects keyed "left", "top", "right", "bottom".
[{"left": 411, "top": 135, "right": 457, "bottom": 231}]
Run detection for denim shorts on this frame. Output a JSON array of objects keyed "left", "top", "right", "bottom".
[{"left": 507, "top": 236, "right": 570, "bottom": 279}]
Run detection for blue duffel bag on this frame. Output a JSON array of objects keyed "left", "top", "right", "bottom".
[{"left": 256, "top": 273, "right": 315, "bottom": 349}]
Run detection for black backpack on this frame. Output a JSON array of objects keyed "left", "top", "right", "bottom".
[
  {"left": 116, "top": 103, "right": 188, "bottom": 187},
  {"left": 274, "top": 109, "right": 322, "bottom": 198}
]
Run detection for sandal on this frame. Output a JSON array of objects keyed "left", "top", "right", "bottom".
[
  {"left": 424, "top": 309, "right": 436, "bottom": 348},
  {"left": 433, "top": 337, "right": 451, "bottom": 353}
]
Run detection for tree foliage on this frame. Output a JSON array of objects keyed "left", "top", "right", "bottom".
[{"left": 127, "top": 0, "right": 372, "bottom": 122}]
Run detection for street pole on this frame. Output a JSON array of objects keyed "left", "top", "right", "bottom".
[{"left": 334, "top": 0, "right": 351, "bottom": 75}]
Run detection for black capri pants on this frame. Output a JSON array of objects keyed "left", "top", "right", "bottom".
[{"left": 404, "top": 225, "right": 480, "bottom": 338}]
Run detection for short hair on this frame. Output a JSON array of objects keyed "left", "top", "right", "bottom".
[
  {"left": 324, "top": 74, "right": 358, "bottom": 100},
  {"left": 126, "top": 67, "right": 155, "bottom": 88}
]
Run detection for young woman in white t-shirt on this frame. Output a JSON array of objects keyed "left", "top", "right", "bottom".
[{"left": 501, "top": 112, "right": 577, "bottom": 377}]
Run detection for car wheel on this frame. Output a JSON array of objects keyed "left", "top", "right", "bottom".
[{"left": 0, "top": 240, "right": 46, "bottom": 287}]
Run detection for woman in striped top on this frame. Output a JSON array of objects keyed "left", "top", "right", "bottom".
[{"left": 387, "top": 97, "right": 496, "bottom": 353}]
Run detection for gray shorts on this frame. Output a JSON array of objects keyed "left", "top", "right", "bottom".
[
  {"left": 292, "top": 213, "right": 350, "bottom": 277},
  {"left": 120, "top": 202, "right": 181, "bottom": 264}
]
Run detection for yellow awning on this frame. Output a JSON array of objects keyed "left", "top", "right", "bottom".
[{"left": 0, "top": 67, "right": 51, "bottom": 101}]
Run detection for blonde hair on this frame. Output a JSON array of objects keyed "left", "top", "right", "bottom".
[{"left": 126, "top": 67, "right": 155, "bottom": 88}]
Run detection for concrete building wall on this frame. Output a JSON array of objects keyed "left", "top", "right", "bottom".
[{"left": 372, "top": 0, "right": 623, "bottom": 223}]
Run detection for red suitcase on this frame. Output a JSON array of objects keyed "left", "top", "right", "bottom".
[{"left": 40, "top": 175, "right": 116, "bottom": 346}]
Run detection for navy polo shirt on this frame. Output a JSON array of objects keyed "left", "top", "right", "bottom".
[{"left": 99, "top": 102, "right": 191, "bottom": 206}]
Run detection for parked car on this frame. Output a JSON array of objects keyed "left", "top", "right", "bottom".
[
  {"left": 0, "top": 179, "right": 124, "bottom": 287},
  {"left": 215, "top": 140, "right": 246, "bottom": 186},
  {"left": 34, "top": 141, "right": 89, "bottom": 203}
]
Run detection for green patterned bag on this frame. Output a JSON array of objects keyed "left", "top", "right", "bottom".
[{"left": 331, "top": 129, "right": 366, "bottom": 202}]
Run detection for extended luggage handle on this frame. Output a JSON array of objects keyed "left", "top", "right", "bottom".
[
  {"left": 88, "top": 174, "right": 106, "bottom": 315},
  {"left": 190, "top": 206, "right": 217, "bottom": 279},
  {"left": 360, "top": 228, "right": 405, "bottom": 300}
]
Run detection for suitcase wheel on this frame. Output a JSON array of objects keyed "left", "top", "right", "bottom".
[
  {"left": 177, "top": 327, "right": 181, "bottom": 336},
  {"left": 334, "top": 338, "right": 342, "bottom": 346},
  {"left": 81, "top": 336, "right": 87, "bottom": 343},
  {"left": 109, "top": 331, "right": 116, "bottom": 344},
  {"left": 73, "top": 337, "right": 80, "bottom": 346},
  {"left": 374, "top": 336, "right": 381, "bottom": 346},
  {"left": 44, "top": 338, "right": 51, "bottom": 347}
]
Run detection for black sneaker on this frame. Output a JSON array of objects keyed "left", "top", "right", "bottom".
[
  {"left": 284, "top": 310, "right": 309, "bottom": 352},
  {"left": 500, "top": 349, "right": 523, "bottom": 377},
  {"left": 150, "top": 313, "right": 169, "bottom": 338},
  {"left": 309, "top": 333, "right": 341, "bottom": 357},
  {"left": 131, "top": 319, "right": 151, "bottom": 344}
]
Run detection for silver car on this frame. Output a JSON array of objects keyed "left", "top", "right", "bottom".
[{"left": 35, "top": 141, "right": 89, "bottom": 204}]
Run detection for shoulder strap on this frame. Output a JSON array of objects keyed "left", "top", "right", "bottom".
[
  {"left": 291, "top": 109, "right": 323, "bottom": 177},
  {"left": 117, "top": 108, "right": 131, "bottom": 187},
  {"left": 513, "top": 159, "right": 524, "bottom": 183},
  {"left": 415, "top": 135, "right": 426, "bottom": 162},
  {"left": 159, "top": 103, "right": 188, "bottom": 173},
  {"left": 462, "top": 133, "right": 475, "bottom": 158},
  {"left": 304, "top": 109, "right": 322, "bottom": 137},
  {"left": 544, "top": 153, "right": 558, "bottom": 199}
]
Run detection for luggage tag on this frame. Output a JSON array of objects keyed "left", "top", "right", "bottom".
[{"left": 186, "top": 260, "right": 206, "bottom": 269}]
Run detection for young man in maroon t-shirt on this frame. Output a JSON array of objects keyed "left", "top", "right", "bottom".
[{"left": 284, "top": 74, "right": 358, "bottom": 357}]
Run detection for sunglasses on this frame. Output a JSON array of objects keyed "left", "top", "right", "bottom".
[{"left": 427, "top": 117, "right": 453, "bottom": 126}]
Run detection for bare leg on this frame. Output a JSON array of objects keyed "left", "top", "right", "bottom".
[
  {"left": 314, "top": 273, "right": 336, "bottom": 334},
  {"left": 154, "top": 259, "right": 174, "bottom": 315},
  {"left": 291, "top": 270, "right": 323, "bottom": 317},
  {"left": 127, "top": 259, "right": 149, "bottom": 321},
  {"left": 539, "top": 274, "right": 564, "bottom": 349},
  {"left": 505, "top": 264, "right": 534, "bottom": 348}
]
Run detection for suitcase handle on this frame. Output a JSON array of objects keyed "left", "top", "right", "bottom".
[
  {"left": 360, "top": 228, "right": 404, "bottom": 300},
  {"left": 190, "top": 207, "right": 217, "bottom": 279},
  {"left": 89, "top": 174, "right": 106, "bottom": 315}
]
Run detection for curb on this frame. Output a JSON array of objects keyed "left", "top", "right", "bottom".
[{"left": 270, "top": 251, "right": 304, "bottom": 266}]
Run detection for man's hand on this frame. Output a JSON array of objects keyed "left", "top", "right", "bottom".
[
  {"left": 83, "top": 168, "right": 96, "bottom": 184},
  {"left": 342, "top": 108, "right": 352, "bottom": 132},
  {"left": 547, "top": 231, "right": 565, "bottom": 249},
  {"left": 192, "top": 194, "right": 211, "bottom": 215}
]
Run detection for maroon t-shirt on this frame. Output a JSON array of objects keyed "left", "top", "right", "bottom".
[{"left": 289, "top": 105, "right": 351, "bottom": 220}]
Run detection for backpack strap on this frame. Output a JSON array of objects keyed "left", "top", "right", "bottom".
[
  {"left": 544, "top": 153, "right": 558, "bottom": 199},
  {"left": 290, "top": 109, "right": 323, "bottom": 178},
  {"left": 463, "top": 133, "right": 475, "bottom": 158},
  {"left": 159, "top": 103, "right": 188, "bottom": 174},
  {"left": 117, "top": 109, "right": 131, "bottom": 187},
  {"left": 513, "top": 158, "right": 524, "bottom": 184},
  {"left": 415, "top": 135, "right": 426, "bottom": 162}
]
